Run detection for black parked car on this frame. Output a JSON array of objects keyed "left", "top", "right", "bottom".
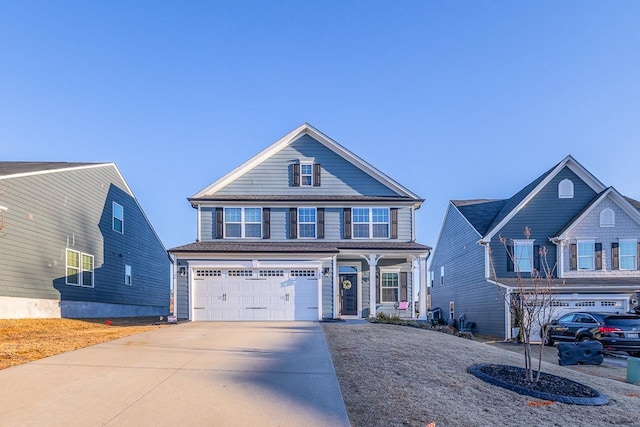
[{"left": 542, "top": 312, "right": 640, "bottom": 356}]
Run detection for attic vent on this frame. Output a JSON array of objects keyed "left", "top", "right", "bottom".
[
  {"left": 558, "top": 179, "right": 574, "bottom": 199},
  {"left": 600, "top": 208, "right": 615, "bottom": 227}
]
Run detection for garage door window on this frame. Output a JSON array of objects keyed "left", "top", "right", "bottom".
[{"left": 225, "top": 208, "right": 262, "bottom": 238}]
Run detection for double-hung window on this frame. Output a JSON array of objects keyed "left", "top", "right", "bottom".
[
  {"left": 300, "top": 163, "right": 313, "bottom": 186},
  {"left": 381, "top": 272, "right": 399, "bottom": 303},
  {"left": 513, "top": 240, "right": 533, "bottom": 273},
  {"left": 113, "top": 202, "right": 124, "bottom": 233},
  {"left": 619, "top": 240, "right": 637, "bottom": 270},
  {"left": 352, "top": 208, "right": 389, "bottom": 238},
  {"left": 298, "top": 208, "right": 316, "bottom": 238},
  {"left": 66, "top": 249, "right": 94, "bottom": 287},
  {"left": 224, "top": 208, "right": 262, "bottom": 238},
  {"left": 577, "top": 240, "right": 595, "bottom": 270}
]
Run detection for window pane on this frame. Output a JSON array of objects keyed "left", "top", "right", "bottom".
[
  {"left": 226, "top": 223, "right": 241, "bottom": 237},
  {"left": 620, "top": 241, "right": 637, "bottom": 270},
  {"left": 225, "top": 208, "right": 241, "bottom": 222},
  {"left": 299, "top": 224, "right": 316, "bottom": 238},
  {"left": 244, "top": 208, "right": 261, "bottom": 223},
  {"left": 577, "top": 241, "right": 594, "bottom": 270},
  {"left": 382, "top": 288, "right": 398, "bottom": 302},
  {"left": 82, "top": 254, "right": 93, "bottom": 271},
  {"left": 298, "top": 208, "right": 316, "bottom": 223},
  {"left": 381, "top": 273, "right": 398, "bottom": 287},
  {"left": 66, "top": 268, "right": 79, "bottom": 285},
  {"left": 82, "top": 271, "right": 93, "bottom": 287},
  {"left": 352, "top": 208, "right": 369, "bottom": 223},
  {"left": 372, "top": 208, "right": 388, "bottom": 223},
  {"left": 113, "top": 218, "right": 123, "bottom": 233},
  {"left": 244, "top": 223, "right": 262, "bottom": 238},
  {"left": 373, "top": 224, "right": 388, "bottom": 238},
  {"left": 67, "top": 250, "right": 79, "bottom": 268},
  {"left": 353, "top": 224, "right": 369, "bottom": 238},
  {"left": 301, "top": 164, "right": 312, "bottom": 175}
]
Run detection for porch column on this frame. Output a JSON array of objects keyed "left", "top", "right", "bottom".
[
  {"left": 362, "top": 254, "right": 382, "bottom": 318},
  {"left": 418, "top": 255, "right": 428, "bottom": 320}
]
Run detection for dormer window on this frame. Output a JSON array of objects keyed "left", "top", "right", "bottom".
[
  {"left": 292, "top": 161, "right": 321, "bottom": 187},
  {"left": 600, "top": 208, "right": 615, "bottom": 227},
  {"left": 558, "top": 179, "right": 574, "bottom": 199}
]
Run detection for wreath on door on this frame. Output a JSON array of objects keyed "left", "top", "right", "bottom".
[{"left": 342, "top": 279, "right": 352, "bottom": 290}]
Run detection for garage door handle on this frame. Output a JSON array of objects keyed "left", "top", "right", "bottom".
[
  {"left": 286, "top": 293, "right": 290, "bottom": 302},
  {"left": 222, "top": 293, "right": 227, "bottom": 302}
]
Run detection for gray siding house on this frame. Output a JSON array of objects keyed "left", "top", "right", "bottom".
[
  {"left": 430, "top": 156, "right": 640, "bottom": 339},
  {"left": 169, "top": 124, "right": 430, "bottom": 321},
  {"left": 0, "top": 162, "right": 171, "bottom": 318}
]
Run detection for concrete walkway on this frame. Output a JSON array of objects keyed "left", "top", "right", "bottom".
[{"left": 0, "top": 322, "right": 350, "bottom": 427}]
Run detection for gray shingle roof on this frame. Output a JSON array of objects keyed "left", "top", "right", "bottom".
[
  {"left": 0, "top": 162, "right": 102, "bottom": 177},
  {"left": 189, "top": 195, "right": 420, "bottom": 203},
  {"left": 453, "top": 199, "right": 507, "bottom": 236},
  {"left": 496, "top": 276, "right": 640, "bottom": 290},
  {"left": 169, "top": 240, "right": 431, "bottom": 254}
]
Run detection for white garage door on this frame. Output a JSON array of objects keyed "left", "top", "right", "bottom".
[
  {"left": 192, "top": 268, "right": 319, "bottom": 321},
  {"left": 528, "top": 294, "right": 630, "bottom": 341}
]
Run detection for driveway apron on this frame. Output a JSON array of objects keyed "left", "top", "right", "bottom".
[{"left": 0, "top": 322, "right": 350, "bottom": 427}]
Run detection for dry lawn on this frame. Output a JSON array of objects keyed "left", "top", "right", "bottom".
[
  {"left": 0, "top": 317, "right": 166, "bottom": 370},
  {"left": 323, "top": 322, "right": 640, "bottom": 427}
]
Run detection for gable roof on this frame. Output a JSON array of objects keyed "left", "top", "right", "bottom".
[
  {"left": 479, "top": 155, "right": 607, "bottom": 242},
  {"left": 555, "top": 187, "right": 640, "bottom": 239},
  {"left": 190, "top": 123, "right": 423, "bottom": 204},
  {"left": 452, "top": 199, "right": 507, "bottom": 236},
  {"left": 0, "top": 162, "right": 103, "bottom": 178}
]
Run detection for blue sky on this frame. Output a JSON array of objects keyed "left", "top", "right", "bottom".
[{"left": 2, "top": 2, "right": 639, "bottom": 250}]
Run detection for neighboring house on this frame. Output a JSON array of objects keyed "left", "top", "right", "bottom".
[
  {"left": 0, "top": 162, "right": 171, "bottom": 318},
  {"left": 169, "top": 123, "right": 430, "bottom": 321},
  {"left": 429, "top": 155, "right": 640, "bottom": 339}
]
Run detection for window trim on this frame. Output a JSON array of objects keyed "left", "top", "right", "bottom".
[
  {"left": 352, "top": 207, "right": 390, "bottom": 239},
  {"left": 577, "top": 240, "right": 595, "bottom": 270},
  {"left": 513, "top": 239, "right": 534, "bottom": 273},
  {"left": 125, "top": 264, "right": 132, "bottom": 286},
  {"left": 300, "top": 162, "right": 313, "bottom": 187},
  {"left": 619, "top": 239, "right": 637, "bottom": 271},
  {"left": 224, "top": 207, "right": 262, "bottom": 238},
  {"left": 66, "top": 249, "right": 94, "bottom": 288},
  {"left": 297, "top": 207, "right": 317, "bottom": 239},
  {"left": 380, "top": 270, "right": 400, "bottom": 303},
  {"left": 112, "top": 202, "right": 124, "bottom": 234}
]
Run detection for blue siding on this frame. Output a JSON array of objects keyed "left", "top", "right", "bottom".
[
  {"left": 490, "top": 167, "right": 598, "bottom": 278},
  {"left": 216, "top": 135, "right": 400, "bottom": 197},
  {"left": 0, "top": 165, "right": 170, "bottom": 316},
  {"left": 430, "top": 203, "right": 505, "bottom": 337}
]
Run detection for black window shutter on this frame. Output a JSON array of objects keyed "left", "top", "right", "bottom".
[
  {"left": 262, "top": 208, "right": 270, "bottom": 239},
  {"left": 400, "top": 272, "right": 408, "bottom": 301},
  {"left": 289, "top": 208, "right": 297, "bottom": 239},
  {"left": 313, "top": 163, "right": 321, "bottom": 187},
  {"left": 612, "top": 242, "right": 619, "bottom": 270},
  {"left": 595, "top": 243, "right": 602, "bottom": 270},
  {"left": 292, "top": 163, "right": 300, "bottom": 187},
  {"left": 317, "top": 208, "right": 325, "bottom": 239},
  {"left": 376, "top": 270, "right": 380, "bottom": 305},
  {"left": 533, "top": 245, "right": 540, "bottom": 272},
  {"left": 215, "top": 208, "right": 223, "bottom": 239},
  {"left": 343, "top": 208, "right": 352, "bottom": 239},
  {"left": 570, "top": 244, "right": 577, "bottom": 270},
  {"left": 390, "top": 208, "right": 398, "bottom": 239},
  {"left": 506, "top": 245, "right": 514, "bottom": 272}
]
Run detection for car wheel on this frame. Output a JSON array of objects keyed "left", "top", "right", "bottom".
[
  {"left": 543, "top": 334, "right": 554, "bottom": 346},
  {"left": 579, "top": 336, "right": 592, "bottom": 342}
]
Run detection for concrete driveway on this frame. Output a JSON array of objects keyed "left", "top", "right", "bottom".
[{"left": 0, "top": 322, "right": 350, "bottom": 427}]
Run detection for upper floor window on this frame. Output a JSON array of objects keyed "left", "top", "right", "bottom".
[
  {"left": 619, "top": 239, "right": 637, "bottom": 270},
  {"left": 300, "top": 163, "right": 313, "bottom": 186},
  {"left": 298, "top": 208, "right": 317, "bottom": 238},
  {"left": 224, "top": 207, "right": 262, "bottom": 238},
  {"left": 440, "top": 265, "right": 445, "bottom": 285},
  {"left": 600, "top": 208, "right": 615, "bottom": 227},
  {"left": 292, "top": 162, "right": 321, "bottom": 187},
  {"left": 353, "top": 207, "right": 389, "bottom": 238},
  {"left": 513, "top": 240, "right": 534, "bottom": 273},
  {"left": 577, "top": 240, "right": 595, "bottom": 270},
  {"left": 558, "top": 179, "right": 574, "bottom": 199},
  {"left": 113, "top": 202, "right": 124, "bottom": 233},
  {"left": 66, "top": 249, "right": 94, "bottom": 287}
]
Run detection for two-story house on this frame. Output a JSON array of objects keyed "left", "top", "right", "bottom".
[
  {"left": 0, "top": 162, "right": 171, "bottom": 318},
  {"left": 429, "top": 155, "right": 640, "bottom": 339},
  {"left": 169, "top": 124, "right": 430, "bottom": 321}
]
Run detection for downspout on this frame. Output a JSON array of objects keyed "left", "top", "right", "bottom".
[{"left": 196, "top": 204, "right": 201, "bottom": 242}]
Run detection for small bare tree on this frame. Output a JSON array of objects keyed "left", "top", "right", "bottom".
[{"left": 489, "top": 226, "right": 560, "bottom": 382}]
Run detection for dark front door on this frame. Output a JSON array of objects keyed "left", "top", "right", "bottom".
[{"left": 340, "top": 273, "right": 357, "bottom": 315}]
